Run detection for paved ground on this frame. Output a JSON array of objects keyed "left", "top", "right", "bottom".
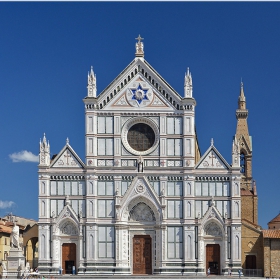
[{"left": 42, "top": 275, "right": 264, "bottom": 279}]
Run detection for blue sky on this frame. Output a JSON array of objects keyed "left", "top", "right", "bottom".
[{"left": 0, "top": 2, "right": 279, "bottom": 228}]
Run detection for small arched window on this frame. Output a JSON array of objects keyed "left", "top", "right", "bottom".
[{"left": 240, "top": 153, "right": 245, "bottom": 174}]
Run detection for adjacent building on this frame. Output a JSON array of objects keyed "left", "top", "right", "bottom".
[
  {"left": 262, "top": 213, "right": 280, "bottom": 278},
  {"left": 0, "top": 215, "right": 38, "bottom": 270}
]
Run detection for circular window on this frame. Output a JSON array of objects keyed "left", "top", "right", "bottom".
[
  {"left": 122, "top": 117, "right": 159, "bottom": 156},
  {"left": 127, "top": 123, "right": 155, "bottom": 151}
]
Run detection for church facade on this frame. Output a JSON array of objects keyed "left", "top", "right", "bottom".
[{"left": 38, "top": 37, "right": 243, "bottom": 276}]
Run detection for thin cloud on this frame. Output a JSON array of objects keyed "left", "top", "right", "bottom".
[
  {"left": 0, "top": 200, "right": 14, "bottom": 209},
  {"left": 9, "top": 150, "right": 39, "bottom": 163}
]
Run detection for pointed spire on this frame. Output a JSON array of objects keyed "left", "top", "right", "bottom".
[
  {"left": 39, "top": 133, "right": 50, "bottom": 166},
  {"left": 238, "top": 81, "right": 246, "bottom": 109},
  {"left": 135, "top": 34, "right": 144, "bottom": 59},
  {"left": 87, "top": 66, "right": 97, "bottom": 97},
  {"left": 184, "top": 67, "right": 193, "bottom": 97},
  {"left": 211, "top": 138, "right": 214, "bottom": 146},
  {"left": 66, "top": 137, "right": 69, "bottom": 145}
]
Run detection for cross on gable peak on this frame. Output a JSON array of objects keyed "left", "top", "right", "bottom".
[
  {"left": 135, "top": 34, "right": 144, "bottom": 58},
  {"left": 135, "top": 34, "right": 144, "bottom": 43}
]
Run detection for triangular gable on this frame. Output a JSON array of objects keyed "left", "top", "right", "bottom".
[
  {"left": 50, "top": 142, "right": 85, "bottom": 169},
  {"left": 95, "top": 58, "right": 183, "bottom": 111},
  {"left": 105, "top": 74, "right": 173, "bottom": 111},
  {"left": 118, "top": 176, "right": 162, "bottom": 222},
  {"left": 55, "top": 202, "right": 79, "bottom": 228},
  {"left": 195, "top": 144, "right": 230, "bottom": 170},
  {"left": 238, "top": 134, "right": 252, "bottom": 153},
  {"left": 200, "top": 202, "right": 225, "bottom": 231}
]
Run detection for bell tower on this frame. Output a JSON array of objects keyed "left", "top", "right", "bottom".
[{"left": 235, "top": 82, "right": 257, "bottom": 224}]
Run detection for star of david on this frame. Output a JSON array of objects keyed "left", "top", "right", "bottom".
[{"left": 131, "top": 84, "right": 149, "bottom": 104}]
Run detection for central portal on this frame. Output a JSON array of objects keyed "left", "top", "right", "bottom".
[
  {"left": 133, "top": 235, "right": 152, "bottom": 274},
  {"left": 62, "top": 243, "right": 76, "bottom": 274},
  {"left": 206, "top": 244, "right": 220, "bottom": 275}
]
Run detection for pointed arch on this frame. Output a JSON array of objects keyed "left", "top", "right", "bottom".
[
  {"left": 88, "top": 200, "right": 93, "bottom": 217},
  {"left": 129, "top": 202, "right": 155, "bottom": 222},
  {"left": 120, "top": 195, "right": 162, "bottom": 223},
  {"left": 41, "top": 234, "right": 46, "bottom": 259},
  {"left": 235, "top": 235, "right": 240, "bottom": 259},
  {"left": 187, "top": 235, "right": 192, "bottom": 259},
  {"left": 41, "top": 182, "right": 45, "bottom": 194},
  {"left": 88, "top": 181, "right": 93, "bottom": 194},
  {"left": 89, "top": 234, "right": 94, "bottom": 258},
  {"left": 59, "top": 219, "right": 79, "bottom": 236},
  {"left": 234, "top": 201, "right": 240, "bottom": 217},
  {"left": 187, "top": 201, "right": 191, "bottom": 217},
  {"left": 203, "top": 221, "right": 223, "bottom": 237},
  {"left": 240, "top": 152, "right": 246, "bottom": 174},
  {"left": 41, "top": 200, "right": 45, "bottom": 217},
  {"left": 187, "top": 182, "right": 191, "bottom": 195}
]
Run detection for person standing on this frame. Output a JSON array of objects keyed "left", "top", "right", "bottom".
[
  {"left": 207, "top": 267, "right": 210, "bottom": 276},
  {"left": 238, "top": 269, "right": 241, "bottom": 278}
]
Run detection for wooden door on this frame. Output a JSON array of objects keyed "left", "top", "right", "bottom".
[
  {"left": 133, "top": 235, "right": 152, "bottom": 274},
  {"left": 206, "top": 244, "right": 220, "bottom": 275},
  {"left": 62, "top": 243, "right": 76, "bottom": 274},
  {"left": 246, "top": 255, "right": 256, "bottom": 269}
]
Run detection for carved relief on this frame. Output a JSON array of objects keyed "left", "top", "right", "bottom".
[
  {"left": 129, "top": 202, "right": 155, "bottom": 222},
  {"left": 205, "top": 222, "right": 222, "bottom": 236},
  {"left": 55, "top": 240, "right": 59, "bottom": 259},
  {"left": 151, "top": 95, "right": 166, "bottom": 107},
  {"left": 126, "top": 83, "right": 153, "bottom": 108},
  {"left": 203, "top": 161, "right": 209, "bottom": 167},
  {"left": 135, "top": 185, "right": 145, "bottom": 193},
  {"left": 60, "top": 221, "right": 78, "bottom": 235},
  {"left": 199, "top": 150, "right": 227, "bottom": 169},
  {"left": 63, "top": 211, "right": 71, "bottom": 218},
  {"left": 122, "top": 230, "right": 127, "bottom": 259},
  {"left": 115, "top": 95, "right": 129, "bottom": 106},
  {"left": 53, "top": 150, "right": 80, "bottom": 167}
]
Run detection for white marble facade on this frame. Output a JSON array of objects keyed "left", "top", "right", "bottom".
[{"left": 38, "top": 37, "right": 242, "bottom": 276}]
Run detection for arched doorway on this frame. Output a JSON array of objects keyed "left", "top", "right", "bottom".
[
  {"left": 203, "top": 221, "right": 223, "bottom": 275},
  {"left": 62, "top": 243, "right": 76, "bottom": 274},
  {"left": 118, "top": 180, "right": 163, "bottom": 275},
  {"left": 25, "top": 238, "right": 38, "bottom": 269}
]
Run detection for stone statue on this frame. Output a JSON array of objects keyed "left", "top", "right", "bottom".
[
  {"left": 25, "top": 262, "right": 30, "bottom": 272},
  {"left": 1, "top": 262, "right": 7, "bottom": 278},
  {"left": 138, "top": 156, "right": 143, "bottom": 172},
  {"left": 10, "top": 222, "right": 20, "bottom": 248},
  {"left": 2, "top": 262, "right": 6, "bottom": 271},
  {"left": 135, "top": 35, "right": 144, "bottom": 56}
]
